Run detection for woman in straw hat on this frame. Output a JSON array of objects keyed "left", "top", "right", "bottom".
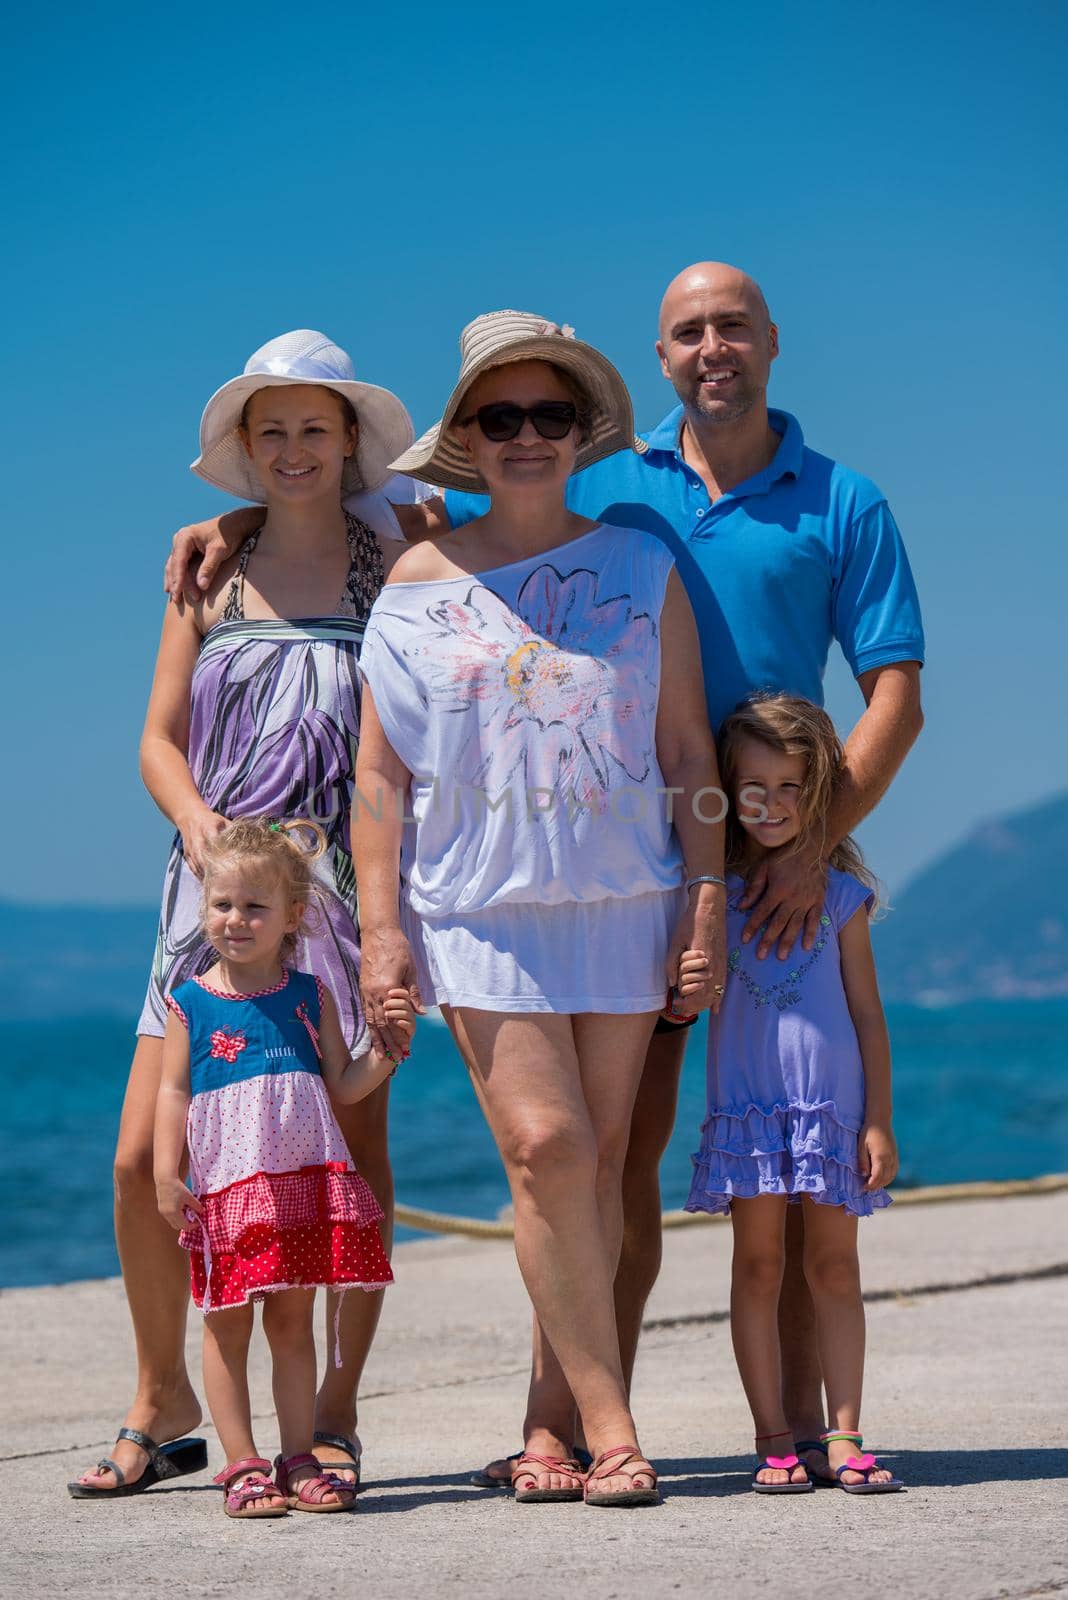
[
  {"left": 353, "top": 312, "right": 728, "bottom": 1506},
  {"left": 70, "top": 331, "right": 417, "bottom": 1500}
]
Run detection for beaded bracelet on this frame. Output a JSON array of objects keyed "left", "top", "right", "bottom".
[{"left": 686, "top": 874, "right": 727, "bottom": 892}]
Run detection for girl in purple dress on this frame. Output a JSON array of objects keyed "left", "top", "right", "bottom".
[
  {"left": 685, "top": 695, "right": 904, "bottom": 1495},
  {"left": 72, "top": 331, "right": 416, "bottom": 1499}
]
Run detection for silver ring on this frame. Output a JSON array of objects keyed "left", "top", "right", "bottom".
[{"left": 712, "top": 983, "right": 725, "bottom": 995}]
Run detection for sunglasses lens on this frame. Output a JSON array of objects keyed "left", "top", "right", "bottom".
[
  {"left": 530, "top": 403, "right": 577, "bottom": 439},
  {"left": 476, "top": 404, "right": 525, "bottom": 441}
]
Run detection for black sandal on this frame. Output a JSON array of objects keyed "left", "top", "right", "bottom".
[
  {"left": 67, "top": 1428, "right": 208, "bottom": 1498},
  {"left": 312, "top": 1429, "right": 362, "bottom": 1491}
]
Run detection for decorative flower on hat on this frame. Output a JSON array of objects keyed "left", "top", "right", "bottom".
[
  {"left": 209, "top": 1029, "right": 248, "bottom": 1063},
  {"left": 405, "top": 562, "right": 659, "bottom": 807}
]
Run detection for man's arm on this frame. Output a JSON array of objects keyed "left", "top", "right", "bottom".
[{"left": 740, "top": 661, "right": 923, "bottom": 958}]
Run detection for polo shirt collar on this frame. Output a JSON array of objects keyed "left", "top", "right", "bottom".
[{"left": 639, "top": 405, "right": 804, "bottom": 496}]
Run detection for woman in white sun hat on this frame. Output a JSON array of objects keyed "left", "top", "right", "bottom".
[
  {"left": 70, "top": 331, "right": 416, "bottom": 1502},
  {"left": 353, "top": 311, "right": 728, "bottom": 1507}
]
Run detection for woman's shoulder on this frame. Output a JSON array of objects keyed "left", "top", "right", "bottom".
[{"left": 382, "top": 539, "right": 460, "bottom": 586}]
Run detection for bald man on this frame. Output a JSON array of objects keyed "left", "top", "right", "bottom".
[{"left": 167, "top": 265, "right": 924, "bottom": 1489}]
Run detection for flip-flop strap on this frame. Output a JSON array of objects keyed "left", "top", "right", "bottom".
[
  {"left": 836, "top": 1454, "right": 879, "bottom": 1481},
  {"left": 588, "top": 1446, "right": 657, "bottom": 1486},
  {"left": 511, "top": 1452, "right": 584, "bottom": 1485}
]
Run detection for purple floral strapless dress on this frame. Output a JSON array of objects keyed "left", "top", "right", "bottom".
[{"left": 137, "top": 519, "right": 380, "bottom": 1051}]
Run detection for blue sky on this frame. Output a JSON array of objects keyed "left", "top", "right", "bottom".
[{"left": 3, "top": 0, "right": 1066, "bottom": 904}]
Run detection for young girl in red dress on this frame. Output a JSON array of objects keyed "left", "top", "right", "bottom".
[{"left": 154, "top": 818, "right": 414, "bottom": 1519}]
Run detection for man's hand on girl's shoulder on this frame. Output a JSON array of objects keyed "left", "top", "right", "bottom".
[{"left": 740, "top": 840, "right": 828, "bottom": 960}]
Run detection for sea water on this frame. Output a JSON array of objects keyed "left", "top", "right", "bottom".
[{"left": 3, "top": 1001, "right": 1066, "bottom": 1289}]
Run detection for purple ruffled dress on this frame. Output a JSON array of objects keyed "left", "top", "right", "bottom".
[
  {"left": 685, "top": 868, "right": 891, "bottom": 1218},
  {"left": 137, "top": 521, "right": 381, "bottom": 1053}
]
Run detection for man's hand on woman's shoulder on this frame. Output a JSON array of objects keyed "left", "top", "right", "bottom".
[{"left": 164, "top": 506, "right": 265, "bottom": 604}]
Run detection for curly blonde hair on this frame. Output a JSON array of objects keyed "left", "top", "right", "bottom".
[
  {"left": 717, "top": 694, "right": 879, "bottom": 903},
  {"left": 200, "top": 817, "right": 326, "bottom": 963}
]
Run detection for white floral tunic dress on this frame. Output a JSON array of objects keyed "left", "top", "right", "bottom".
[{"left": 358, "top": 525, "right": 687, "bottom": 1012}]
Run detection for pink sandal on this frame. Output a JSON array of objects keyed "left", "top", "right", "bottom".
[
  {"left": 274, "top": 1451, "right": 357, "bottom": 1512},
  {"left": 214, "top": 1457, "right": 288, "bottom": 1519},
  {"left": 510, "top": 1451, "right": 586, "bottom": 1503},
  {"left": 583, "top": 1445, "right": 660, "bottom": 1508}
]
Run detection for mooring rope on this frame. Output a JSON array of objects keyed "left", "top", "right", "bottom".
[{"left": 394, "top": 1172, "right": 1068, "bottom": 1240}]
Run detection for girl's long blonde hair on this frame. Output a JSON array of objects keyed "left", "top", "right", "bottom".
[
  {"left": 717, "top": 694, "right": 879, "bottom": 902},
  {"left": 200, "top": 818, "right": 326, "bottom": 963}
]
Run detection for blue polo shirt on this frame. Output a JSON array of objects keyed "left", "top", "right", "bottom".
[{"left": 443, "top": 408, "right": 924, "bottom": 729}]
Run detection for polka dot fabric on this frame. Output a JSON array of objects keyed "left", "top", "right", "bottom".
[{"left": 168, "top": 970, "right": 392, "bottom": 1313}]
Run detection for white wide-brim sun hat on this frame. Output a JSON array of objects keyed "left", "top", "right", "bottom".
[
  {"left": 388, "top": 310, "right": 643, "bottom": 493},
  {"left": 192, "top": 329, "right": 415, "bottom": 501}
]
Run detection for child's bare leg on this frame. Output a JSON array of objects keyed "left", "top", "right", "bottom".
[
  {"left": 800, "top": 1198, "right": 894, "bottom": 1485},
  {"left": 203, "top": 1303, "right": 286, "bottom": 1508},
  {"left": 262, "top": 1288, "right": 344, "bottom": 1502},
  {"left": 729, "top": 1196, "right": 808, "bottom": 1486}
]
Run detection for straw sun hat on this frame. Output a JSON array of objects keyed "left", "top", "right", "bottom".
[
  {"left": 389, "top": 310, "right": 643, "bottom": 493},
  {"left": 192, "top": 329, "right": 415, "bottom": 501}
]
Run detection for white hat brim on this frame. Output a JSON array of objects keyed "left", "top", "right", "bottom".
[
  {"left": 191, "top": 372, "right": 414, "bottom": 501},
  {"left": 387, "top": 338, "right": 639, "bottom": 493}
]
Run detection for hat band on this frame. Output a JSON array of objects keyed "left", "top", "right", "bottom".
[{"left": 253, "top": 354, "right": 355, "bottom": 383}]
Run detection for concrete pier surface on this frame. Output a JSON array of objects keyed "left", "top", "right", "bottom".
[{"left": 2, "top": 1192, "right": 1065, "bottom": 1600}]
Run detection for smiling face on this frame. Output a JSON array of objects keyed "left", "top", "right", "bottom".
[
  {"left": 240, "top": 384, "right": 357, "bottom": 503},
  {"left": 453, "top": 360, "right": 581, "bottom": 493},
  {"left": 202, "top": 863, "right": 303, "bottom": 968},
  {"left": 731, "top": 736, "right": 807, "bottom": 854},
  {"left": 656, "top": 264, "right": 778, "bottom": 424}
]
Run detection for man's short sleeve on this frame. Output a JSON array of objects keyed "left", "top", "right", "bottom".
[
  {"left": 443, "top": 488, "right": 491, "bottom": 529},
  {"left": 832, "top": 501, "right": 925, "bottom": 678}
]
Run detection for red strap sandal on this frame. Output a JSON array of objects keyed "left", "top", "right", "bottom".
[
  {"left": 583, "top": 1444, "right": 660, "bottom": 1507},
  {"left": 274, "top": 1451, "right": 357, "bottom": 1512},
  {"left": 213, "top": 1457, "right": 288, "bottom": 1519}
]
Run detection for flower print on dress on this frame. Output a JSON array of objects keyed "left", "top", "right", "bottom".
[
  {"left": 407, "top": 563, "right": 660, "bottom": 807},
  {"left": 210, "top": 1029, "right": 248, "bottom": 1063}
]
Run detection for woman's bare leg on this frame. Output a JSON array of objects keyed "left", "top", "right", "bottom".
[
  {"left": 74, "top": 1035, "right": 201, "bottom": 1489},
  {"left": 313, "top": 1078, "right": 393, "bottom": 1482},
  {"left": 449, "top": 1006, "right": 659, "bottom": 1499}
]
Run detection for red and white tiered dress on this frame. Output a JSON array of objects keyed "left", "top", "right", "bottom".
[{"left": 167, "top": 969, "right": 392, "bottom": 1311}]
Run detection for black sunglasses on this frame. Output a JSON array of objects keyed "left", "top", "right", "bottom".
[{"left": 460, "top": 401, "right": 578, "bottom": 442}]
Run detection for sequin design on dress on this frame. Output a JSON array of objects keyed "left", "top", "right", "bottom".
[{"left": 727, "top": 911, "right": 833, "bottom": 1012}]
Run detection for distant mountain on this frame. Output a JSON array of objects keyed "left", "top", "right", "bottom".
[
  {"left": 874, "top": 789, "right": 1068, "bottom": 1005},
  {"left": 0, "top": 901, "right": 157, "bottom": 1020},
  {"left": 2, "top": 790, "right": 1066, "bottom": 1019}
]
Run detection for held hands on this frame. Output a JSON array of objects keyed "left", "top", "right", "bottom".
[
  {"left": 156, "top": 1176, "right": 203, "bottom": 1233},
  {"left": 360, "top": 927, "right": 426, "bottom": 1063},
  {"left": 379, "top": 988, "right": 417, "bottom": 1064},
  {"left": 857, "top": 1121, "right": 899, "bottom": 1191},
  {"left": 178, "top": 805, "right": 229, "bottom": 878},
  {"left": 739, "top": 837, "right": 828, "bottom": 960},
  {"left": 666, "top": 888, "right": 727, "bottom": 1015}
]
